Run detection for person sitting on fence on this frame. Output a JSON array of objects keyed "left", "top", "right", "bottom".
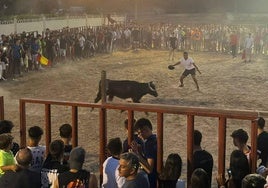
[
  {"left": 59, "top": 123, "right": 73, "bottom": 167},
  {"left": 27, "top": 125, "right": 46, "bottom": 173}
]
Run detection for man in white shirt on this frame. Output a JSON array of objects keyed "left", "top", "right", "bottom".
[
  {"left": 171, "top": 51, "right": 201, "bottom": 91},
  {"left": 244, "top": 33, "right": 254, "bottom": 62}
]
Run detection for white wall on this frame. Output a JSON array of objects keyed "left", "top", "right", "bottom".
[{"left": 0, "top": 15, "right": 126, "bottom": 35}]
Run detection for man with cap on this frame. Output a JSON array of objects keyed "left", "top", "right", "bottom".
[
  {"left": 0, "top": 148, "right": 41, "bottom": 188},
  {"left": 54, "top": 146, "right": 98, "bottom": 188}
]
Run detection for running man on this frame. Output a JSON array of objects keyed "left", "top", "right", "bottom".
[{"left": 171, "top": 51, "right": 201, "bottom": 91}]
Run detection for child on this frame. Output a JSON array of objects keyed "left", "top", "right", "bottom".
[
  {"left": 59, "top": 123, "right": 72, "bottom": 166},
  {"left": 27, "top": 125, "right": 46, "bottom": 172},
  {"left": 0, "top": 133, "right": 17, "bottom": 177}
]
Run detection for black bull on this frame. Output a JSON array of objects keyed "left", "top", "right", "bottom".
[{"left": 94, "top": 80, "right": 158, "bottom": 103}]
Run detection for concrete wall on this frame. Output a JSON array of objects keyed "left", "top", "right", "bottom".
[{"left": 0, "top": 15, "right": 126, "bottom": 35}]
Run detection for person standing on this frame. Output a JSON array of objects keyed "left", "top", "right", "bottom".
[
  {"left": 244, "top": 33, "right": 254, "bottom": 62},
  {"left": 257, "top": 117, "right": 268, "bottom": 167},
  {"left": 171, "top": 51, "right": 201, "bottom": 91},
  {"left": 27, "top": 125, "right": 46, "bottom": 173},
  {"left": 11, "top": 38, "right": 22, "bottom": 79},
  {"left": 193, "top": 130, "right": 213, "bottom": 187},
  {"left": 131, "top": 118, "right": 157, "bottom": 188},
  {"left": 230, "top": 31, "right": 239, "bottom": 58},
  {"left": 168, "top": 32, "right": 178, "bottom": 61},
  {"left": 0, "top": 148, "right": 41, "bottom": 188},
  {"left": 118, "top": 152, "right": 149, "bottom": 188},
  {"left": 102, "top": 137, "right": 125, "bottom": 188}
]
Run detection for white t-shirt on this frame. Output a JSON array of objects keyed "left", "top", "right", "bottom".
[
  {"left": 179, "top": 57, "right": 195, "bottom": 70},
  {"left": 102, "top": 156, "right": 125, "bottom": 188},
  {"left": 245, "top": 36, "right": 254, "bottom": 49},
  {"left": 28, "top": 145, "right": 46, "bottom": 172}
]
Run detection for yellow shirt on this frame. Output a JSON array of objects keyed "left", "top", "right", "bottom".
[{"left": 0, "top": 149, "right": 15, "bottom": 176}]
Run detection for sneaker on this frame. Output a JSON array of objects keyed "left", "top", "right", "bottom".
[{"left": 179, "top": 84, "right": 184, "bottom": 87}]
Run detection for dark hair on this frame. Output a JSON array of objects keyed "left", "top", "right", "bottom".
[
  {"left": 59, "top": 124, "right": 72, "bottom": 138},
  {"left": 230, "top": 150, "right": 250, "bottom": 188},
  {"left": 191, "top": 168, "right": 210, "bottom": 188},
  {"left": 120, "top": 152, "right": 140, "bottom": 172},
  {"left": 49, "top": 139, "right": 65, "bottom": 159},
  {"left": 257, "top": 117, "right": 265, "bottom": 129},
  {"left": 124, "top": 118, "right": 137, "bottom": 130},
  {"left": 0, "top": 133, "right": 13, "bottom": 149},
  {"left": 194, "top": 130, "right": 202, "bottom": 146},
  {"left": 134, "top": 118, "right": 153, "bottom": 131},
  {"left": 242, "top": 173, "right": 266, "bottom": 188},
  {"left": 159, "top": 153, "right": 182, "bottom": 180},
  {"left": 16, "top": 148, "right": 33, "bottom": 167},
  {"left": 107, "top": 137, "right": 122, "bottom": 156},
  {"left": 231, "top": 129, "right": 248, "bottom": 144},
  {"left": 0, "top": 120, "right": 14, "bottom": 134},
  {"left": 28, "top": 126, "right": 43, "bottom": 139}
]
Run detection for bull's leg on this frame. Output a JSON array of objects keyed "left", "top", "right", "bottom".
[
  {"left": 94, "top": 91, "right": 101, "bottom": 103},
  {"left": 108, "top": 95, "right": 114, "bottom": 101}
]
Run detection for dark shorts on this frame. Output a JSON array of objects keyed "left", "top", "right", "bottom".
[{"left": 182, "top": 68, "right": 196, "bottom": 76}]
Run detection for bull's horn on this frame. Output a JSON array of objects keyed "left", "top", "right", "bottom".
[{"left": 148, "top": 82, "right": 155, "bottom": 91}]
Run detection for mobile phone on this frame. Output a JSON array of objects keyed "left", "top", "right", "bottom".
[{"left": 227, "top": 169, "right": 232, "bottom": 177}]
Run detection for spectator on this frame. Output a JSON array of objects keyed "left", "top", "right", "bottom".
[
  {"left": 191, "top": 168, "right": 210, "bottom": 188},
  {"left": 242, "top": 174, "right": 267, "bottom": 188},
  {"left": 257, "top": 117, "right": 268, "bottom": 167},
  {"left": 217, "top": 150, "right": 250, "bottom": 188},
  {"left": 118, "top": 152, "right": 149, "bottom": 188},
  {"left": 59, "top": 123, "right": 72, "bottom": 166},
  {"left": 55, "top": 146, "right": 98, "bottom": 188},
  {"left": 0, "top": 120, "right": 20, "bottom": 155},
  {"left": 244, "top": 33, "right": 254, "bottom": 63},
  {"left": 0, "top": 133, "right": 17, "bottom": 177},
  {"left": 41, "top": 139, "right": 69, "bottom": 187},
  {"left": 131, "top": 117, "right": 157, "bottom": 188},
  {"left": 122, "top": 118, "right": 144, "bottom": 154},
  {"left": 0, "top": 148, "right": 41, "bottom": 188},
  {"left": 27, "top": 125, "right": 46, "bottom": 172},
  {"left": 231, "top": 128, "right": 251, "bottom": 161},
  {"left": 102, "top": 137, "right": 125, "bottom": 188},
  {"left": 158, "top": 153, "right": 182, "bottom": 188},
  {"left": 193, "top": 130, "right": 213, "bottom": 186}
]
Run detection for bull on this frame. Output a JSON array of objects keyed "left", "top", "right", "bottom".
[{"left": 94, "top": 79, "right": 158, "bottom": 103}]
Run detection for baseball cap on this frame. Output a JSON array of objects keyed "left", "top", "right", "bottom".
[{"left": 69, "top": 147, "right": 85, "bottom": 170}]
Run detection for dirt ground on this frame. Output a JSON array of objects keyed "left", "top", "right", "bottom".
[{"left": 1, "top": 49, "right": 268, "bottom": 187}]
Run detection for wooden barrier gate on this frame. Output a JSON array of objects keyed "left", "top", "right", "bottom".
[{"left": 17, "top": 99, "right": 267, "bottom": 187}]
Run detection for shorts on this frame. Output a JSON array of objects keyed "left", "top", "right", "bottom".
[{"left": 182, "top": 68, "right": 196, "bottom": 76}]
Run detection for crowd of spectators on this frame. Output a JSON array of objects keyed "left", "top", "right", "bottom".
[
  {"left": 0, "top": 116, "right": 268, "bottom": 187},
  {"left": 1, "top": 21, "right": 268, "bottom": 81}
]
